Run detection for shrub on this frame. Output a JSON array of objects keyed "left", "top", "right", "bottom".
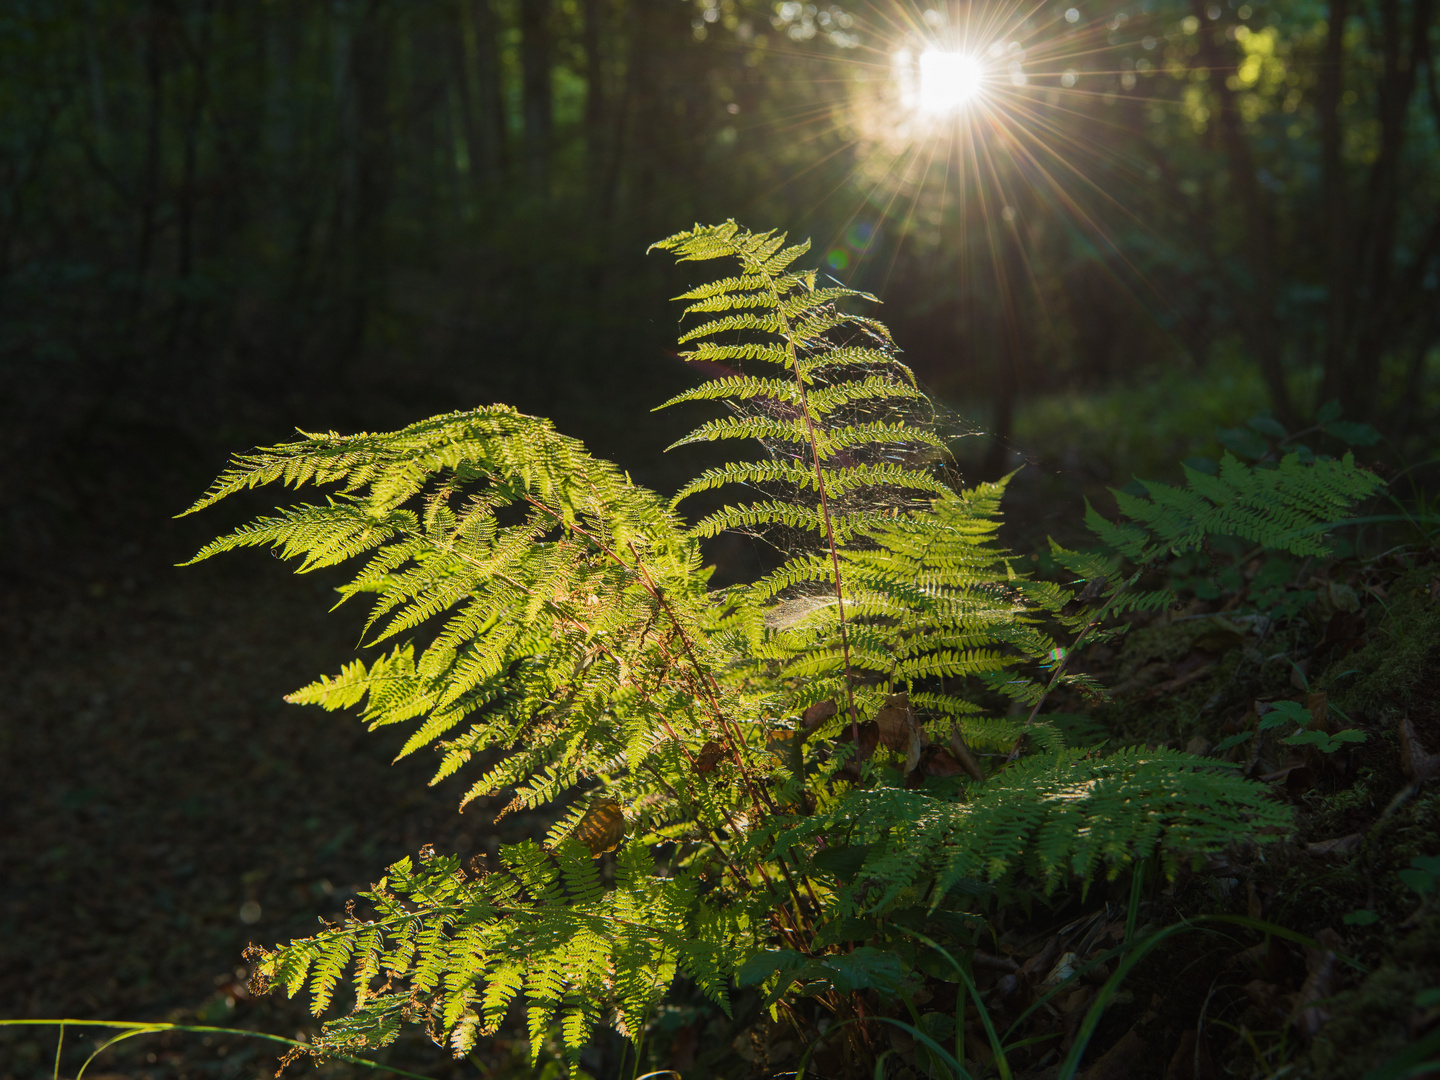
[{"left": 183, "top": 222, "right": 1381, "bottom": 1073}]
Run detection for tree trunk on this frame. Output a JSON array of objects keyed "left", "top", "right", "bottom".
[
  {"left": 471, "top": 0, "right": 508, "bottom": 184},
  {"left": 1190, "top": 0, "right": 1296, "bottom": 425},
  {"left": 582, "top": 0, "right": 606, "bottom": 180},
  {"left": 519, "top": 0, "right": 552, "bottom": 190},
  {"left": 1336, "top": 0, "right": 1432, "bottom": 416},
  {"left": 341, "top": 0, "right": 394, "bottom": 372},
  {"left": 1318, "top": 0, "right": 1351, "bottom": 410}
]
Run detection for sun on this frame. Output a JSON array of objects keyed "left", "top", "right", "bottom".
[
  {"left": 916, "top": 50, "right": 986, "bottom": 112},
  {"left": 891, "top": 47, "right": 990, "bottom": 118}
]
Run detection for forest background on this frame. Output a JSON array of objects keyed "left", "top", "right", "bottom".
[{"left": 0, "top": 0, "right": 1438, "bottom": 1077}]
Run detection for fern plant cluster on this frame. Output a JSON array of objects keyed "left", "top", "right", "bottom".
[{"left": 184, "top": 222, "right": 1384, "bottom": 1072}]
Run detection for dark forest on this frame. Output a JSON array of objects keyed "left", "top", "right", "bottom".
[{"left": 2, "top": 1, "right": 1438, "bottom": 1078}]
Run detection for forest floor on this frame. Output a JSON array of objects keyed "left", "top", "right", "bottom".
[{"left": 2, "top": 407, "right": 1438, "bottom": 1080}]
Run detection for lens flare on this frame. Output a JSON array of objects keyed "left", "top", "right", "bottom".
[
  {"left": 916, "top": 50, "right": 985, "bottom": 112},
  {"left": 752, "top": 0, "right": 1161, "bottom": 341}
]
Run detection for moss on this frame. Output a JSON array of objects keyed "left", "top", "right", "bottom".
[
  {"left": 1092, "top": 616, "right": 1250, "bottom": 744},
  {"left": 1326, "top": 560, "right": 1440, "bottom": 720},
  {"left": 1303, "top": 912, "right": 1440, "bottom": 1080}
]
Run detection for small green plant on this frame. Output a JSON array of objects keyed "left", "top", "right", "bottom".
[
  {"left": 1214, "top": 700, "right": 1368, "bottom": 756},
  {"left": 183, "top": 222, "right": 1384, "bottom": 1074},
  {"left": 1399, "top": 855, "right": 1440, "bottom": 898}
]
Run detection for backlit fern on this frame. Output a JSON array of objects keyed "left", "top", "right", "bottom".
[{"left": 185, "top": 222, "right": 1382, "bottom": 1072}]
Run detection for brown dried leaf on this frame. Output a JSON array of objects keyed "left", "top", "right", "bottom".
[
  {"left": 834, "top": 721, "right": 879, "bottom": 782},
  {"left": 1400, "top": 713, "right": 1440, "bottom": 782},
  {"left": 1080, "top": 1026, "right": 1148, "bottom": 1080},
  {"left": 571, "top": 798, "right": 626, "bottom": 855},
  {"left": 693, "top": 740, "right": 724, "bottom": 774},
  {"left": 874, "top": 692, "right": 915, "bottom": 751},
  {"left": 1260, "top": 760, "right": 1318, "bottom": 794},
  {"left": 903, "top": 728, "right": 922, "bottom": 774},
  {"left": 1290, "top": 928, "right": 1344, "bottom": 1037},
  {"left": 800, "top": 699, "right": 837, "bottom": 734},
  {"left": 1305, "top": 833, "right": 1363, "bottom": 857},
  {"left": 971, "top": 949, "right": 1019, "bottom": 974},
  {"left": 946, "top": 730, "right": 987, "bottom": 782},
  {"left": 923, "top": 747, "right": 967, "bottom": 778}
]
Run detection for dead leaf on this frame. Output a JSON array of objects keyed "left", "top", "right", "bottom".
[
  {"left": 1315, "top": 610, "right": 1367, "bottom": 657},
  {"left": 945, "top": 730, "right": 986, "bottom": 781},
  {"left": 1062, "top": 575, "right": 1109, "bottom": 615},
  {"left": 1400, "top": 713, "right": 1440, "bottom": 782},
  {"left": 693, "top": 740, "right": 724, "bottom": 774},
  {"left": 1193, "top": 625, "right": 1245, "bottom": 653},
  {"left": 1305, "top": 833, "right": 1363, "bottom": 857},
  {"left": 1158, "top": 662, "right": 1219, "bottom": 695},
  {"left": 923, "top": 746, "right": 966, "bottom": 778},
  {"left": 800, "top": 699, "right": 837, "bottom": 734},
  {"left": 1162, "top": 1030, "right": 1196, "bottom": 1080},
  {"left": 1290, "top": 928, "right": 1344, "bottom": 1037},
  {"left": 1306, "top": 691, "right": 1330, "bottom": 733},
  {"left": 1290, "top": 660, "right": 1310, "bottom": 691},
  {"left": 875, "top": 692, "right": 916, "bottom": 751},
  {"left": 1259, "top": 759, "right": 1317, "bottom": 793},
  {"left": 903, "top": 728, "right": 922, "bottom": 774},
  {"left": 1328, "top": 580, "right": 1361, "bottom": 613},
  {"left": 1243, "top": 979, "right": 1288, "bottom": 1023},
  {"left": 1081, "top": 1026, "right": 1148, "bottom": 1080},
  {"left": 971, "top": 949, "right": 1019, "bottom": 974},
  {"left": 834, "top": 721, "right": 879, "bottom": 781},
  {"left": 1039, "top": 950, "right": 1079, "bottom": 989},
  {"left": 1022, "top": 935, "right": 1064, "bottom": 980},
  {"left": 571, "top": 798, "right": 626, "bottom": 855},
  {"left": 765, "top": 727, "right": 803, "bottom": 757}
]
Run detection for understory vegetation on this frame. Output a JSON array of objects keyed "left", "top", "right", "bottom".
[{"left": 135, "top": 223, "right": 1440, "bottom": 1080}]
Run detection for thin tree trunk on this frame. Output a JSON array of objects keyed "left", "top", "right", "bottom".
[
  {"left": 595, "top": 0, "right": 636, "bottom": 224},
  {"left": 1318, "top": 0, "right": 1350, "bottom": 407},
  {"left": 1190, "top": 0, "right": 1295, "bottom": 425},
  {"left": 982, "top": 219, "right": 1025, "bottom": 482},
  {"left": 131, "top": 0, "right": 165, "bottom": 340},
  {"left": 168, "top": 0, "right": 213, "bottom": 361},
  {"left": 341, "top": 0, "right": 394, "bottom": 372},
  {"left": 519, "top": 0, "right": 552, "bottom": 190},
  {"left": 1340, "top": 0, "right": 1431, "bottom": 416},
  {"left": 471, "top": 0, "right": 507, "bottom": 184},
  {"left": 582, "top": 0, "right": 606, "bottom": 178},
  {"left": 448, "top": 0, "right": 480, "bottom": 191}
]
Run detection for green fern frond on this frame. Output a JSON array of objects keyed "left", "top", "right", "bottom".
[
  {"left": 1094, "top": 451, "right": 1384, "bottom": 560},
  {"left": 194, "top": 222, "right": 1380, "bottom": 1071}
]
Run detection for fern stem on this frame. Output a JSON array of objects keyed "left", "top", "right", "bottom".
[
  {"left": 761, "top": 268, "right": 861, "bottom": 743},
  {"left": 1006, "top": 569, "right": 1141, "bottom": 764},
  {"left": 507, "top": 488, "right": 776, "bottom": 810}
]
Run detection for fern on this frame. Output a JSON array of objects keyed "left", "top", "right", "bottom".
[{"left": 186, "top": 222, "right": 1384, "bottom": 1073}]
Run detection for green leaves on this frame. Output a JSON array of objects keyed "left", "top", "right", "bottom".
[
  {"left": 735, "top": 946, "right": 908, "bottom": 1004},
  {"left": 187, "top": 222, "right": 1382, "bottom": 1074},
  {"left": 1398, "top": 856, "right": 1440, "bottom": 897},
  {"left": 771, "top": 747, "right": 1291, "bottom": 909}
]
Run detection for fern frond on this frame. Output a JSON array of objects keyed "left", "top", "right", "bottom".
[
  {"left": 1094, "top": 451, "right": 1384, "bottom": 560},
  {"left": 194, "top": 221, "right": 1353, "bottom": 1070}
]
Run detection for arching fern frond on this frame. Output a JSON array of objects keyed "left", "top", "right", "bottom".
[{"left": 187, "top": 222, "right": 1389, "bottom": 1074}]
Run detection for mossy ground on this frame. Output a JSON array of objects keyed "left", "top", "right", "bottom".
[{"left": 1030, "top": 550, "right": 1440, "bottom": 1078}]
